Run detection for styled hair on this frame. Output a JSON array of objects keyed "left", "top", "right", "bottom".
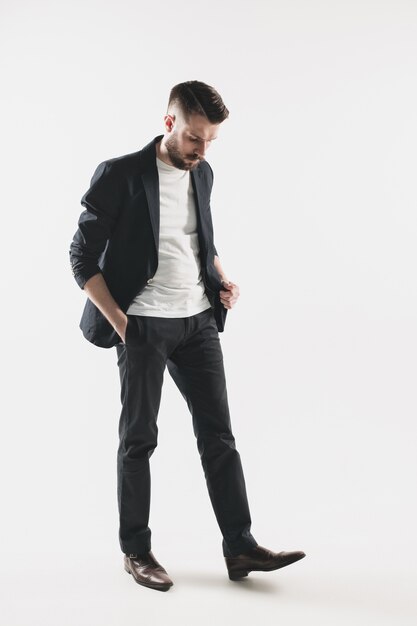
[{"left": 167, "top": 80, "right": 229, "bottom": 124}]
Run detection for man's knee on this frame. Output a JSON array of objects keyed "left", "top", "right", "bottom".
[
  {"left": 196, "top": 430, "right": 237, "bottom": 458},
  {"left": 118, "top": 440, "right": 158, "bottom": 467}
]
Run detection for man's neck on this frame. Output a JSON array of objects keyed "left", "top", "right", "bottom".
[{"left": 155, "top": 138, "right": 174, "bottom": 167}]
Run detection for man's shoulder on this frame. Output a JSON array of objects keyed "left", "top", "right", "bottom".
[
  {"left": 86, "top": 152, "right": 141, "bottom": 190},
  {"left": 103, "top": 149, "right": 141, "bottom": 173}
]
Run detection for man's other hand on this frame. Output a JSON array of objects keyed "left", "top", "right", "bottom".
[{"left": 220, "top": 280, "right": 240, "bottom": 309}]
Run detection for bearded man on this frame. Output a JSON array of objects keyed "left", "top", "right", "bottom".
[{"left": 69, "top": 80, "right": 305, "bottom": 591}]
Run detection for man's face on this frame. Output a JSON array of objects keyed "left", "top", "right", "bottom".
[{"left": 164, "top": 113, "right": 220, "bottom": 171}]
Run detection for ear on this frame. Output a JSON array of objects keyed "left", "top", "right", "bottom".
[{"left": 164, "top": 114, "right": 175, "bottom": 132}]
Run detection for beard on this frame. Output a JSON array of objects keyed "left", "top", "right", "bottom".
[{"left": 164, "top": 133, "right": 202, "bottom": 171}]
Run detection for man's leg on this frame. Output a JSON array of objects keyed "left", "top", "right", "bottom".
[
  {"left": 166, "top": 308, "right": 258, "bottom": 557},
  {"left": 115, "top": 314, "right": 169, "bottom": 556}
]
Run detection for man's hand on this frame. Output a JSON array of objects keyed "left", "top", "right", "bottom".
[
  {"left": 214, "top": 255, "right": 239, "bottom": 309},
  {"left": 83, "top": 273, "right": 129, "bottom": 342},
  {"left": 220, "top": 280, "right": 240, "bottom": 309}
]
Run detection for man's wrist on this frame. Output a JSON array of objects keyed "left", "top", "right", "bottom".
[{"left": 111, "top": 309, "right": 127, "bottom": 333}]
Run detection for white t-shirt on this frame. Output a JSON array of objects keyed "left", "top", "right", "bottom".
[{"left": 126, "top": 156, "right": 212, "bottom": 317}]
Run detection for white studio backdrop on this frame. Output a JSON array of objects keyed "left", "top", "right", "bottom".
[{"left": 1, "top": 1, "right": 416, "bottom": 625}]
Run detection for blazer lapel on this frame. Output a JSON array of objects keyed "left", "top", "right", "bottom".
[
  {"left": 139, "top": 135, "right": 163, "bottom": 256},
  {"left": 139, "top": 134, "right": 211, "bottom": 262},
  {"left": 190, "top": 166, "right": 210, "bottom": 262}
]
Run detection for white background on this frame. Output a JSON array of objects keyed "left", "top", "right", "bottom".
[{"left": 1, "top": 0, "right": 416, "bottom": 624}]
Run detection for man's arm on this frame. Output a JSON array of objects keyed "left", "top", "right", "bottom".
[
  {"left": 70, "top": 160, "right": 121, "bottom": 289},
  {"left": 83, "top": 273, "right": 128, "bottom": 342},
  {"left": 207, "top": 162, "right": 238, "bottom": 309},
  {"left": 70, "top": 159, "right": 128, "bottom": 342}
]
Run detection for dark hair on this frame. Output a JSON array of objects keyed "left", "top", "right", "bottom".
[{"left": 167, "top": 80, "right": 229, "bottom": 124}]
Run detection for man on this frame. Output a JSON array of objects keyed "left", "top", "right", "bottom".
[{"left": 69, "top": 80, "right": 305, "bottom": 592}]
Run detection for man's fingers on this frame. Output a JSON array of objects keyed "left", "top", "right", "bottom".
[{"left": 220, "top": 281, "right": 239, "bottom": 309}]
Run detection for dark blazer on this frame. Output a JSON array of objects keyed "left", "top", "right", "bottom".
[{"left": 69, "top": 134, "right": 227, "bottom": 348}]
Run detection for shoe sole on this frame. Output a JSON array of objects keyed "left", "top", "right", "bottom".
[
  {"left": 124, "top": 564, "right": 173, "bottom": 591},
  {"left": 228, "top": 570, "right": 250, "bottom": 581},
  {"left": 227, "top": 554, "right": 306, "bottom": 581}
]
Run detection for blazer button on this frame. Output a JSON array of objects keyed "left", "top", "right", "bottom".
[{"left": 147, "top": 278, "right": 153, "bottom": 284}]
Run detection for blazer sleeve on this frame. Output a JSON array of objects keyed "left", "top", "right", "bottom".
[{"left": 69, "top": 160, "right": 122, "bottom": 289}]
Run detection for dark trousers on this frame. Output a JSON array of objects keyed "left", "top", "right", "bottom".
[{"left": 115, "top": 306, "right": 258, "bottom": 558}]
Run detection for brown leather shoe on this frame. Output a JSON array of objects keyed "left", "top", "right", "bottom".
[
  {"left": 124, "top": 550, "right": 173, "bottom": 591},
  {"left": 225, "top": 545, "right": 306, "bottom": 580}
]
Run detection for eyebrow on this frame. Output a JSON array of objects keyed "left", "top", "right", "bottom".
[{"left": 189, "top": 132, "right": 218, "bottom": 141}]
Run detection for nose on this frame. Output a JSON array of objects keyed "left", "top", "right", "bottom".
[{"left": 195, "top": 140, "right": 210, "bottom": 159}]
